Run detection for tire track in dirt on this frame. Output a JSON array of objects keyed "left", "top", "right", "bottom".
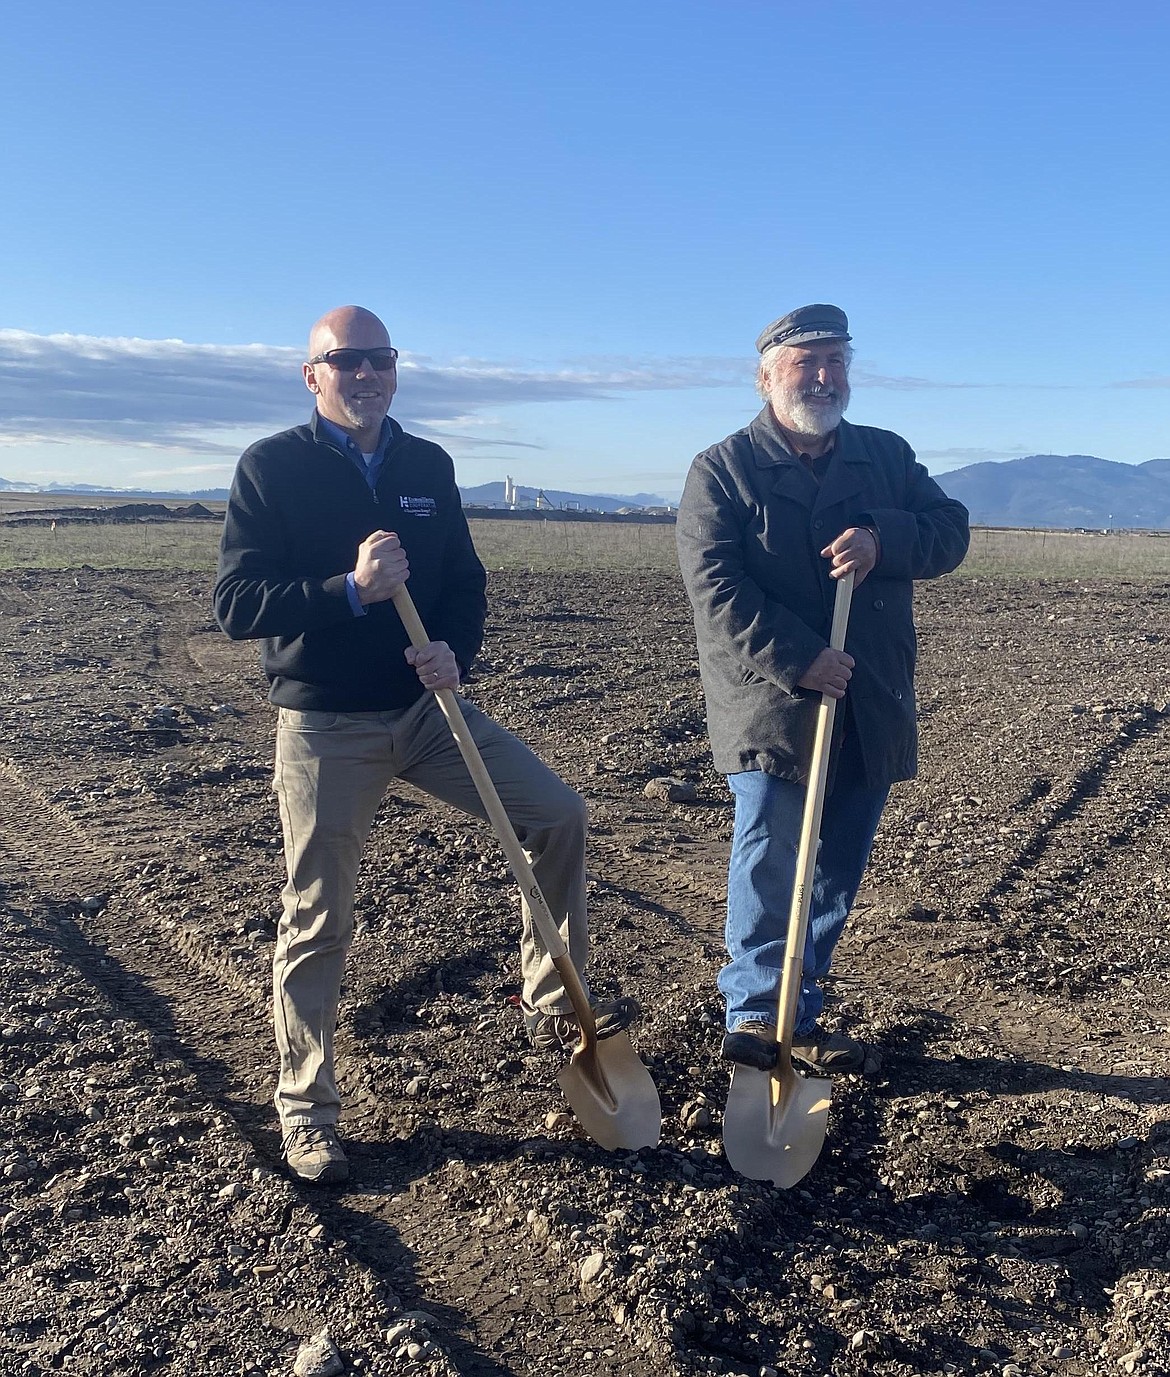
[
  {"left": 0, "top": 759, "right": 271, "bottom": 1105},
  {"left": 573, "top": 686, "right": 1170, "bottom": 1087},
  {"left": 849, "top": 703, "right": 1170, "bottom": 1073},
  {"left": 3, "top": 576, "right": 666, "bottom": 1370},
  {"left": 975, "top": 702, "right": 1169, "bottom": 913},
  {"left": 0, "top": 762, "right": 662, "bottom": 1376},
  {"left": 589, "top": 831, "right": 727, "bottom": 933}
]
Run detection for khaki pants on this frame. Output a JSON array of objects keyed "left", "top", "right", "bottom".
[{"left": 271, "top": 693, "right": 589, "bottom": 1129}]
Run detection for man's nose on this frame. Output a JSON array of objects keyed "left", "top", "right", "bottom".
[{"left": 354, "top": 354, "right": 378, "bottom": 376}]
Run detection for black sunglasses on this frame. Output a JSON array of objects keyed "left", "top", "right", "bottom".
[{"left": 308, "top": 347, "right": 399, "bottom": 371}]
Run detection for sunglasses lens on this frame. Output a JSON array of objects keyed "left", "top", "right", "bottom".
[{"left": 323, "top": 349, "right": 397, "bottom": 371}]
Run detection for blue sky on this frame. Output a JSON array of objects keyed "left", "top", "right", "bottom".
[{"left": 1, "top": 1, "right": 1167, "bottom": 500}]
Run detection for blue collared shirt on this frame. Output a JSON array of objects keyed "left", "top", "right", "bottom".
[
  {"left": 317, "top": 413, "right": 393, "bottom": 489},
  {"left": 316, "top": 413, "right": 394, "bottom": 617}
]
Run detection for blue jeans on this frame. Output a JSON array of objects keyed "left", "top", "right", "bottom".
[{"left": 721, "top": 767, "right": 889, "bottom": 1035}]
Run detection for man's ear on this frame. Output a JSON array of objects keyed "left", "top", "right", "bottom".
[{"left": 302, "top": 363, "right": 319, "bottom": 394}]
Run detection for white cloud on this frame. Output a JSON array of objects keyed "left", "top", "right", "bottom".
[
  {"left": 0, "top": 328, "right": 747, "bottom": 453},
  {"left": 132, "top": 462, "right": 244, "bottom": 480}
]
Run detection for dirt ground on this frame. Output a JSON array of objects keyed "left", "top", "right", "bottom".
[{"left": 1, "top": 564, "right": 1168, "bottom": 1377}]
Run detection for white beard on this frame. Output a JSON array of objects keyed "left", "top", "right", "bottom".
[{"left": 774, "top": 382, "right": 849, "bottom": 438}]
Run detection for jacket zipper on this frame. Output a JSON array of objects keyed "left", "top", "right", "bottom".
[{"left": 318, "top": 437, "right": 386, "bottom": 507}]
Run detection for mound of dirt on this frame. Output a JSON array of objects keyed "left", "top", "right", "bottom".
[
  {"left": 0, "top": 502, "right": 220, "bottom": 527},
  {"left": 97, "top": 503, "right": 180, "bottom": 522}
]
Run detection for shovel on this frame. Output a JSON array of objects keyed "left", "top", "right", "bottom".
[
  {"left": 391, "top": 586, "right": 661, "bottom": 1151},
  {"left": 722, "top": 570, "right": 855, "bottom": 1187}
]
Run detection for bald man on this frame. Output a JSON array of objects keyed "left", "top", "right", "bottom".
[{"left": 215, "top": 307, "right": 637, "bottom": 1185}]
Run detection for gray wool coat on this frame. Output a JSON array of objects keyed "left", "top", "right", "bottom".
[{"left": 676, "top": 407, "right": 970, "bottom": 786}]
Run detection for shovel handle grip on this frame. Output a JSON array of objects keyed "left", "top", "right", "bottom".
[
  {"left": 390, "top": 586, "right": 597, "bottom": 1035},
  {"left": 827, "top": 568, "right": 854, "bottom": 653}
]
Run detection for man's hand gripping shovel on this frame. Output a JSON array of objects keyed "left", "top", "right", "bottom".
[
  {"left": 392, "top": 586, "right": 661, "bottom": 1152},
  {"left": 721, "top": 571, "right": 854, "bottom": 1186}
]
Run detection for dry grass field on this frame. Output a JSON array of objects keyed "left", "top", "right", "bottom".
[{"left": 1, "top": 499, "right": 1169, "bottom": 577}]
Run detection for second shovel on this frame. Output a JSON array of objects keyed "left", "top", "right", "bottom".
[{"left": 722, "top": 570, "right": 855, "bottom": 1187}]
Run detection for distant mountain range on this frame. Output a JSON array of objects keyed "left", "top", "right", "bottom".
[
  {"left": 4, "top": 455, "right": 1170, "bottom": 528},
  {"left": 0, "top": 476, "right": 674, "bottom": 514},
  {"left": 0, "top": 478, "right": 235, "bottom": 501},
  {"left": 938, "top": 455, "right": 1170, "bottom": 530}
]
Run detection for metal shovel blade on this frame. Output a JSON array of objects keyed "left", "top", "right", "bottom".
[
  {"left": 558, "top": 1031, "right": 662, "bottom": 1150},
  {"left": 722, "top": 1059, "right": 832, "bottom": 1188}
]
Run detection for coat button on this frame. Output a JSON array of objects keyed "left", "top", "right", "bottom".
[
  {"left": 894, "top": 690, "right": 903, "bottom": 700},
  {"left": 873, "top": 598, "right": 884, "bottom": 609},
  {"left": 812, "top": 518, "right": 824, "bottom": 531}
]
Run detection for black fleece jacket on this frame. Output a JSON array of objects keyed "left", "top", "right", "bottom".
[{"left": 213, "top": 413, "right": 487, "bottom": 711}]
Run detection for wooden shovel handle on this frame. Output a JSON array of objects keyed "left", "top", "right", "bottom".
[
  {"left": 390, "top": 586, "right": 597, "bottom": 1038},
  {"left": 774, "top": 571, "right": 855, "bottom": 1051}
]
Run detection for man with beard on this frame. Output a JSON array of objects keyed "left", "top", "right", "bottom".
[
  {"left": 215, "top": 305, "right": 638, "bottom": 1185},
  {"left": 676, "top": 304, "right": 969, "bottom": 1073}
]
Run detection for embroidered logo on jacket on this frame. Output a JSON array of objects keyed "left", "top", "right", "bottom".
[{"left": 400, "top": 496, "right": 438, "bottom": 517}]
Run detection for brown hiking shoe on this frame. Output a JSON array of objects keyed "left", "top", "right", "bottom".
[
  {"left": 524, "top": 996, "right": 641, "bottom": 1051},
  {"left": 792, "top": 1028, "right": 866, "bottom": 1073},
  {"left": 721, "top": 1020, "right": 780, "bottom": 1071},
  {"left": 282, "top": 1125, "right": 349, "bottom": 1185}
]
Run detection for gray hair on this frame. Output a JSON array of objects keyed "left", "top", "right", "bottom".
[{"left": 755, "top": 340, "right": 854, "bottom": 399}]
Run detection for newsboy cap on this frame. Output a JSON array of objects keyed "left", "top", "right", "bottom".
[{"left": 755, "top": 304, "right": 851, "bottom": 354}]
